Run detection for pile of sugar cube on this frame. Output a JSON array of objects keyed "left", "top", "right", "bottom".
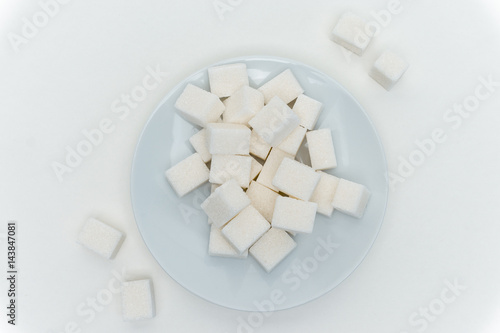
[{"left": 166, "top": 63, "right": 370, "bottom": 272}]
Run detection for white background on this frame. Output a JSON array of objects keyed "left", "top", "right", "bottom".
[{"left": 1, "top": 0, "right": 500, "bottom": 332}]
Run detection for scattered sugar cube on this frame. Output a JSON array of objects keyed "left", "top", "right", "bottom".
[
  {"left": 121, "top": 279, "right": 155, "bottom": 321},
  {"left": 209, "top": 225, "right": 248, "bottom": 259},
  {"left": 258, "top": 69, "right": 304, "bottom": 104},
  {"left": 256, "top": 148, "right": 293, "bottom": 192},
  {"left": 292, "top": 94, "right": 323, "bottom": 130},
  {"left": 248, "top": 96, "right": 300, "bottom": 147},
  {"left": 207, "top": 123, "right": 251, "bottom": 155},
  {"left": 201, "top": 179, "right": 251, "bottom": 228},
  {"left": 175, "top": 84, "right": 225, "bottom": 127},
  {"left": 222, "top": 205, "right": 270, "bottom": 253},
  {"left": 272, "top": 197, "right": 317, "bottom": 234},
  {"left": 272, "top": 157, "right": 321, "bottom": 201},
  {"left": 208, "top": 63, "right": 249, "bottom": 98},
  {"left": 306, "top": 129, "right": 337, "bottom": 170},
  {"left": 370, "top": 50, "right": 409, "bottom": 90},
  {"left": 277, "top": 125, "right": 307, "bottom": 156},
  {"left": 249, "top": 130, "right": 272, "bottom": 160},
  {"left": 246, "top": 181, "right": 279, "bottom": 222},
  {"left": 77, "top": 217, "right": 124, "bottom": 259},
  {"left": 332, "top": 179, "right": 370, "bottom": 218},
  {"left": 310, "top": 172, "right": 340, "bottom": 217},
  {"left": 250, "top": 157, "right": 263, "bottom": 181},
  {"left": 223, "top": 86, "right": 264, "bottom": 125},
  {"left": 189, "top": 129, "right": 211, "bottom": 163},
  {"left": 210, "top": 154, "right": 252, "bottom": 188},
  {"left": 331, "top": 12, "right": 371, "bottom": 56},
  {"left": 165, "top": 153, "right": 210, "bottom": 197},
  {"left": 250, "top": 228, "right": 296, "bottom": 272}
]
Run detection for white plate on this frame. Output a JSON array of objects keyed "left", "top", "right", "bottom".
[{"left": 131, "top": 56, "right": 388, "bottom": 311}]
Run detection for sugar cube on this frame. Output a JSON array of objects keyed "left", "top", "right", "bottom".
[
  {"left": 222, "top": 205, "right": 270, "bottom": 253},
  {"left": 208, "top": 63, "right": 249, "bottom": 98},
  {"left": 223, "top": 86, "right": 264, "bottom": 125},
  {"left": 201, "top": 179, "right": 251, "bottom": 228},
  {"left": 306, "top": 129, "right": 337, "bottom": 170},
  {"left": 370, "top": 50, "right": 409, "bottom": 90},
  {"left": 211, "top": 184, "right": 220, "bottom": 193},
  {"left": 77, "top": 217, "right": 124, "bottom": 259},
  {"left": 292, "top": 94, "right": 323, "bottom": 130},
  {"left": 249, "top": 130, "right": 271, "bottom": 160},
  {"left": 207, "top": 123, "right": 251, "bottom": 155},
  {"left": 248, "top": 96, "right": 300, "bottom": 147},
  {"left": 250, "top": 157, "right": 263, "bottom": 180},
  {"left": 245, "top": 181, "right": 279, "bottom": 222},
  {"left": 165, "top": 153, "right": 210, "bottom": 197},
  {"left": 331, "top": 12, "right": 371, "bottom": 56},
  {"left": 258, "top": 69, "right": 304, "bottom": 104},
  {"left": 175, "top": 84, "right": 225, "bottom": 127},
  {"left": 310, "top": 171, "right": 340, "bottom": 217},
  {"left": 208, "top": 225, "right": 248, "bottom": 258},
  {"left": 272, "top": 157, "right": 320, "bottom": 201},
  {"left": 332, "top": 179, "right": 370, "bottom": 218},
  {"left": 272, "top": 197, "right": 317, "bottom": 234},
  {"left": 121, "top": 279, "right": 155, "bottom": 321},
  {"left": 277, "top": 125, "right": 306, "bottom": 156},
  {"left": 256, "top": 148, "right": 294, "bottom": 192},
  {"left": 210, "top": 154, "right": 252, "bottom": 188},
  {"left": 189, "top": 128, "right": 211, "bottom": 162},
  {"left": 250, "top": 228, "right": 296, "bottom": 272}
]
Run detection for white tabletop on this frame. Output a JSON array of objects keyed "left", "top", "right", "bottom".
[{"left": 1, "top": 0, "right": 500, "bottom": 332}]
